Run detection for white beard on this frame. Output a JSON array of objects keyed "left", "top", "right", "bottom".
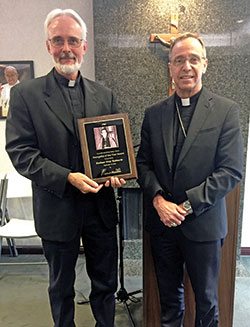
[{"left": 53, "top": 55, "right": 83, "bottom": 75}]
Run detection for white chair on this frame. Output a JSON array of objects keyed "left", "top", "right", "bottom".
[
  {"left": 0, "top": 173, "right": 5, "bottom": 223},
  {"left": 0, "top": 173, "right": 16, "bottom": 256},
  {"left": 0, "top": 171, "right": 37, "bottom": 257}
]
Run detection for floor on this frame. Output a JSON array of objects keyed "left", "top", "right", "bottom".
[
  {"left": 0, "top": 253, "right": 142, "bottom": 327},
  {"left": 0, "top": 254, "right": 249, "bottom": 327},
  {"left": 233, "top": 255, "right": 250, "bottom": 327}
]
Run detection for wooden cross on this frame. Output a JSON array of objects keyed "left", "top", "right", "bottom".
[
  {"left": 150, "top": 13, "right": 197, "bottom": 96},
  {"left": 150, "top": 13, "right": 180, "bottom": 47}
]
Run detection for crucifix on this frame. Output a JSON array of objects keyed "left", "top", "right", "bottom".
[{"left": 150, "top": 13, "right": 197, "bottom": 96}]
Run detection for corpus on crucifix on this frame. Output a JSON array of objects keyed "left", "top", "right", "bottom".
[{"left": 150, "top": 13, "right": 197, "bottom": 96}]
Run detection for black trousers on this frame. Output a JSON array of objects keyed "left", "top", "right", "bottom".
[
  {"left": 42, "top": 203, "right": 118, "bottom": 327},
  {"left": 150, "top": 227, "right": 223, "bottom": 327}
]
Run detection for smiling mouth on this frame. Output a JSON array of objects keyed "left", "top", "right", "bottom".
[
  {"left": 59, "top": 53, "right": 76, "bottom": 60},
  {"left": 60, "top": 57, "right": 75, "bottom": 64},
  {"left": 60, "top": 57, "right": 75, "bottom": 60},
  {"left": 180, "top": 76, "right": 194, "bottom": 79}
]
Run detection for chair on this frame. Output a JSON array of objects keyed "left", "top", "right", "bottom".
[
  {"left": 0, "top": 173, "right": 16, "bottom": 256},
  {"left": 0, "top": 173, "right": 5, "bottom": 224},
  {"left": 0, "top": 171, "right": 37, "bottom": 257}
]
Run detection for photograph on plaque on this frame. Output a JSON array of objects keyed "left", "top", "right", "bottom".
[{"left": 78, "top": 113, "right": 137, "bottom": 183}]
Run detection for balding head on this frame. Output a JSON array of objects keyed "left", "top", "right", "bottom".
[{"left": 4, "top": 66, "right": 18, "bottom": 86}]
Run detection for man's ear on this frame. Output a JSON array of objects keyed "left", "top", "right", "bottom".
[
  {"left": 203, "top": 59, "right": 208, "bottom": 74},
  {"left": 82, "top": 40, "right": 88, "bottom": 55},
  {"left": 168, "top": 62, "right": 172, "bottom": 77},
  {"left": 46, "top": 40, "right": 52, "bottom": 54}
]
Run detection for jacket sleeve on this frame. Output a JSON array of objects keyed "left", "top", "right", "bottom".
[
  {"left": 136, "top": 108, "right": 164, "bottom": 201},
  {"left": 186, "top": 103, "right": 244, "bottom": 216},
  {"left": 5, "top": 85, "right": 71, "bottom": 198}
]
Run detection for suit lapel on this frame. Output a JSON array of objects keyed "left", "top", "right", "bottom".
[
  {"left": 176, "top": 88, "right": 213, "bottom": 169},
  {"left": 161, "top": 95, "right": 175, "bottom": 171},
  {"left": 44, "top": 73, "right": 101, "bottom": 135},
  {"left": 44, "top": 70, "right": 75, "bottom": 135}
]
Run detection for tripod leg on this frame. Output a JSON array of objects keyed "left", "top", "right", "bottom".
[
  {"left": 128, "top": 289, "right": 143, "bottom": 297},
  {"left": 123, "top": 301, "right": 136, "bottom": 327}
]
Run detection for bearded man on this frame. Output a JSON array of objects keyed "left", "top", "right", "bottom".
[{"left": 6, "top": 8, "right": 125, "bottom": 327}]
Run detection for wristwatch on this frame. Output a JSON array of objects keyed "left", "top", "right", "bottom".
[{"left": 183, "top": 200, "right": 193, "bottom": 215}]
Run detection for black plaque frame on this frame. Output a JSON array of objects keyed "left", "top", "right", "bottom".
[{"left": 78, "top": 113, "right": 137, "bottom": 183}]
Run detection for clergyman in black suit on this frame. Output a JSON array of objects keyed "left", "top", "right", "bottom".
[
  {"left": 136, "top": 33, "right": 243, "bottom": 326},
  {"left": 5, "top": 8, "right": 125, "bottom": 327}
]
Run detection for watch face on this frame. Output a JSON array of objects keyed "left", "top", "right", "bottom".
[{"left": 184, "top": 201, "right": 191, "bottom": 210}]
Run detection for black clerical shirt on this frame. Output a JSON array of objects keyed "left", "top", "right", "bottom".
[
  {"left": 173, "top": 89, "right": 202, "bottom": 170},
  {"left": 54, "top": 69, "right": 85, "bottom": 173}
]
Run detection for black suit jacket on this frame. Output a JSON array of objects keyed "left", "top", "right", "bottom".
[
  {"left": 136, "top": 88, "right": 243, "bottom": 241},
  {"left": 6, "top": 69, "right": 118, "bottom": 242}
]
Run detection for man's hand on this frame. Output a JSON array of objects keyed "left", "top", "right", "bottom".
[
  {"left": 104, "top": 176, "right": 126, "bottom": 188},
  {"left": 153, "top": 193, "right": 187, "bottom": 228},
  {"left": 68, "top": 172, "right": 103, "bottom": 194}
]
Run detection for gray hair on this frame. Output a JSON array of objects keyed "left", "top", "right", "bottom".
[
  {"left": 169, "top": 33, "right": 206, "bottom": 61},
  {"left": 4, "top": 66, "right": 18, "bottom": 74},
  {"left": 44, "top": 8, "right": 87, "bottom": 41}
]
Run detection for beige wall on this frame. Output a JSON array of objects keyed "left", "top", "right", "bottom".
[{"left": 0, "top": 0, "right": 94, "bottom": 173}]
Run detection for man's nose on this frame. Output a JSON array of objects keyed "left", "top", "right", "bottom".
[
  {"left": 62, "top": 40, "right": 71, "bottom": 51},
  {"left": 182, "top": 59, "right": 192, "bottom": 70}
]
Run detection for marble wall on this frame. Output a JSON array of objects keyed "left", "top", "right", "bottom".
[{"left": 93, "top": 0, "right": 250, "bottom": 253}]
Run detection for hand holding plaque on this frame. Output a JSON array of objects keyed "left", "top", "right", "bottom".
[{"left": 77, "top": 113, "right": 137, "bottom": 183}]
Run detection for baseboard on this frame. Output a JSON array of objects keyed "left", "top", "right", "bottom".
[
  {"left": 241, "top": 247, "right": 250, "bottom": 255},
  {"left": 3, "top": 245, "right": 248, "bottom": 256},
  {"left": 2, "top": 245, "right": 84, "bottom": 255}
]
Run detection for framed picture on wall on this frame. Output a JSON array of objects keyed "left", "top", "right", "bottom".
[{"left": 0, "top": 60, "right": 34, "bottom": 119}]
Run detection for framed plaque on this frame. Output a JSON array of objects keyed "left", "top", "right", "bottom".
[{"left": 78, "top": 113, "right": 138, "bottom": 183}]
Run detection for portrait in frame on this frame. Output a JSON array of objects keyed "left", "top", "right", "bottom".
[
  {"left": 0, "top": 60, "right": 34, "bottom": 119},
  {"left": 78, "top": 113, "right": 138, "bottom": 183}
]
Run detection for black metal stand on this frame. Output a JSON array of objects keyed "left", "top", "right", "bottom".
[
  {"left": 116, "top": 188, "right": 142, "bottom": 327},
  {"left": 77, "top": 188, "right": 142, "bottom": 327}
]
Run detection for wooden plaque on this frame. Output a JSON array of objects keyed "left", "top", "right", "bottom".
[{"left": 78, "top": 113, "right": 137, "bottom": 183}]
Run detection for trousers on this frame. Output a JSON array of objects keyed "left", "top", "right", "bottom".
[
  {"left": 42, "top": 203, "right": 118, "bottom": 327},
  {"left": 150, "top": 227, "right": 223, "bottom": 327}
]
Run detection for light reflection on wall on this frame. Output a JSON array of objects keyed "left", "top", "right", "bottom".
[{"left": 148, "top": 0, "right": 195, "bottom": 17}]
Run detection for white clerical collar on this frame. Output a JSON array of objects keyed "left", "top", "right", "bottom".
[
  {"left": 181, "top": 98, "right": 190, "bottom": 106},
  {"left": 68, "top": 80, "right": 76, "bottom": 87}
]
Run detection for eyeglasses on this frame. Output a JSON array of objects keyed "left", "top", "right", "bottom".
[
  {"left": 172, "top": 55, "right": 205, "bottom": 67},
  {"left": 48, "top": 36, "right": 83, "bottom": 48}
]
